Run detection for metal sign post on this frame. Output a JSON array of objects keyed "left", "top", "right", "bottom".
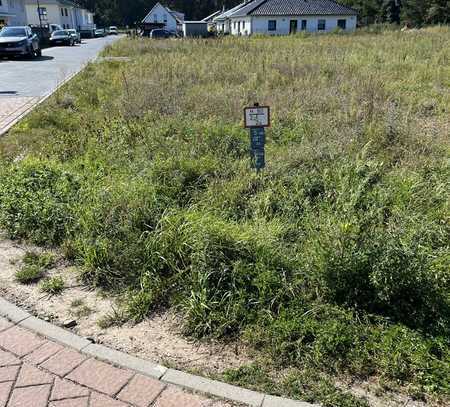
[{"left": 244, "top": 104, "right": 270, "bottom": 172}]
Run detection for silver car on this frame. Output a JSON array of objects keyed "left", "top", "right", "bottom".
[
  {"left": 0, "top": 26, "right": 41, "bottom": 58},
  {"left": 67, "top": 29, "right": 81, "bottom": 44}
]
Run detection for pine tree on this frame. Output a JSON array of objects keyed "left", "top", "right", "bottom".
[{"left": 382, "top": 0, "right": 402, "bottom": 24}]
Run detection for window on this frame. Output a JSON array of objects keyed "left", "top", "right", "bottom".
[
  {"left": 163, "top": 14, "right": 167, "bottom": 23},
  {"left": 268, "top": 20, "right": 276, "bottom": 31},
  {"left": 318, "top": 19, "right": 326, "bottom": 31},
  {"left": 38, "top": 7, "right": 48, "bottom": 20},
  {"left": 242, "top": 21, "right": 245, "bottom": 30},
  {"left": 237, "top": 21, "right": 240, "bottom": 32},
  {"left": 65, "top": 8, "right": 68, "bottom": 17},
  {"left": 61, "top": 8, "right": 64, "bottom": 17},
  {"left": 153, "top": 14, "right": 158, "bottom": 22},
  {"left": 337, "top": 19, "right": 346, "bottom": 29},
  {"left": 301, "top": 19, "right": 307, "bottom": 30}
]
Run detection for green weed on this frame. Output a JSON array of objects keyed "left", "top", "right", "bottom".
[
  {"left": 1, "top": 30, "right": 449, "bottom": 404},
  {"left": 15, "top": 264, "right": 44, "bottom": 284},
  {"left": 40, "top": 276, "right": 65, "bottom": 295}
]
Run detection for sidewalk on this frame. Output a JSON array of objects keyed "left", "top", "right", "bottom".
[
  {"left": 0, "top": 97, "right": 40, "bottom": 136},
  {"left": 0, "top": 316, "right": 229, "bottom": 407}
]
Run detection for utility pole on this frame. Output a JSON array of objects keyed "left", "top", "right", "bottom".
[{"left": 36, "top": 0, "right": 43, "bottom": 29}]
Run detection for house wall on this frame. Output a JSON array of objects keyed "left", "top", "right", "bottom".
[
  {"left": 25, "top": 2, "right": 90, "bottom": 29},
  {"left": 143, "top": 3, "right": 178, "bottom": 32},
  {"left": 0, "top": 0, "right": 27, "bottom": 26},
  {"left": 74, "top": 8, "right": 94, "bottom": 29},
  {"left": 25, "top": 3, "right": 62, "bottom": 26},
  {"left": 235, "top": 14, "right": 356, "bottom": 35},
  {"left": 230, "top": 16, "right": 252, "bottom": 35}
]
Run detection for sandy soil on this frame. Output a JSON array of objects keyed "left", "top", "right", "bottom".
[
  {"left": 0, "top": 235, "right": 437, "bottom": 407},
  {"left": 0, "top": 236, "right": 249, "bottom": 376}
]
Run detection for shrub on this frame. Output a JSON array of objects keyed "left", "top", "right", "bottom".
[
  {"left": 40, "top": 276, "right": 65, "bottom": 295},
  {"left": 1, "top": 31, "right": 449, "bottom": 403},
  {"left": 0, "top": 158, "right": 78, "bottom": 245},
  {"left": 15, "top": 264, "right": 44, "bottom": 284}
]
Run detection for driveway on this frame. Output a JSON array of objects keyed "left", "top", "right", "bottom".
[{"left": 0, "top": 35, "right": 122, "bottom": 135}]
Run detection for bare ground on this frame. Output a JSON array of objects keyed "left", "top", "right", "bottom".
[
  {"left": 0, "top": 236, "right": 249, "bottom": 374},
  {"left": 0, "top": 235, "right": 434, "bottom": 407}
]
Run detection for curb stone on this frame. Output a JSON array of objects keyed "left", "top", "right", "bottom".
[
  {"left": 82, "top": 343, "right": 167, "bottom": 379},
  {"left": 161, "top": 368, "right": 264, "bottom": 406},
  {"left": 0, "top": 297, "right": 318, "bottom": 407},
  {"left": 20, "top": 315, "right": 91, "bottom": 351},
  {"left": 0, "top": 297, "right": 30, "bottom": 323},
  {"left": 263, "top": 395, "right": 320, "bottom": 407}
]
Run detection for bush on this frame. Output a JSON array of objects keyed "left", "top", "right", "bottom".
[
  {"left": 1, "top": 31, "right": 449, "bottom": 403},
  {"left": 15, "top": 264, "right": 44, "bottom": 284},
  {"left": 0, "top": 158, "right": 78, "bottom": 245},
  {"left": 40, "top": 276, "right": 65, "bottom": 295}
]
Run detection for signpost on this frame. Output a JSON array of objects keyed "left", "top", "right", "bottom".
[{"left": 244, "top": 104, "right": 270, "bottom": 172}]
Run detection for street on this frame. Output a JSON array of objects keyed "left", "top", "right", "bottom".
[{"left": 0, "top": 35, "right": 122, "bottom": 135}]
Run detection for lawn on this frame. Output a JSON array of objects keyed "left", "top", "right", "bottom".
[{"left": 0, "top": 28, "right": 449, "bottom": 406}]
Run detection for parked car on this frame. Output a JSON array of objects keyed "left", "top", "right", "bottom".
[
  {"left": 94, "top": 28, "right": 106, "bottom": 37},
  {"left": 150, "top": 29, "right": 173, "bottom": 39},
  {"left": 49, "top": 30, "right": 75, "bottom": 46},
  {"left": 67, "top": 29, "right": 81, "bottom": 44},
  {"left": 108, "top": 26, "right": 118, "bottom": 35},
  {"left": 0, "top": 26, "right": 41, "bottom": 58}
]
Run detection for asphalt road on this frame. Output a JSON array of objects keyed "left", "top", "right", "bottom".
[{"left": 0, "top": 35, "right": 122, "bottom": 97}]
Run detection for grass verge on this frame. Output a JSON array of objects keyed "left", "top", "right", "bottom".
[{"left": 1, "top": 29, "right": 449, "bottom": 405}]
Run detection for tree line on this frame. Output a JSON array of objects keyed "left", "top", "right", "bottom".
[{"left": 77, "top": 0, "right": 449, "bottom": 28}]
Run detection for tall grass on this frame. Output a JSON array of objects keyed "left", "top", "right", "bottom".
[{"left": 0, "top": 29, "right": 449, "bottom": 405}]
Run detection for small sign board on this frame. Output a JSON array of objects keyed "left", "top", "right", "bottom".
[{"left": 244, "top": 106, "right": 270, "bottom": 128}]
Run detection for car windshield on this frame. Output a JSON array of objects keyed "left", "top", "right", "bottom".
[
  {"left": 53, "top": 31, "right": 67, "bottom": 35},
  {"left": 0, "top": 27, "right": 26, "bottom": 37}
]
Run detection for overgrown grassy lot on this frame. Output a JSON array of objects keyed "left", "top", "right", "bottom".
[{"left": 1, "top": 28, "right": 449, "bottom": 405}]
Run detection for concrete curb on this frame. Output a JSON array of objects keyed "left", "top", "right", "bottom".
[{"left": 0, "top": 296, "right": 319, "bottom": 407}]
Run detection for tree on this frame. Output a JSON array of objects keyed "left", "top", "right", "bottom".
[
  {"left": 383, "top": 0, "right": 402, "bottom": 24},
  {"left": 76, "top": 0, "right": 449, "bottom": 28}
]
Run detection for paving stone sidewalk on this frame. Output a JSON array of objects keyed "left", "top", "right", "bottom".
[
  {"left": 0, "top": 97, "right": 40, "bottom": 135},
  {"left": 0, "top": 317, "right": 229, "bottom": 407}
]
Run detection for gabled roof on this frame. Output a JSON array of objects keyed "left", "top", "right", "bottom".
[
  {"left": 213, "top": 2, "right": 248, "bottom": 22},
  {"left": 142, "top": 2, "right": 184, "bottom": 23},
  {"left": 24, "top": 0, "right": 93, "bottom": 11},
  {"left": 230, "top": 0, "right": 357, "bottom": 17},
  {"left": 202, "top": 10, "right": 223, "bottom": 22}
]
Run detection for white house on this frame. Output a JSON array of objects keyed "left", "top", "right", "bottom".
[
  {"left": 0, "top": 0, "right": 27, "bottom": 26},
  {"left": 217, "top": 0, "right": 357, "bottom": 36},
  {"left": 24, "top": 0, "right": 94, "bottom": 31},
  {"left": 213, "top": 2, "right": 247, "bottom": 34},
  {"left": 142, "top": 2, "right": 184, "bottom": 34}
]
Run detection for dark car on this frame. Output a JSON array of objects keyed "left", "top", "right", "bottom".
[
  {"left": 49, "top": 30, "right": 75, "bottom": 46},
  {"left": 0, "top": 26, "right": 41, "bottom": 58},
  {"left": 150, "top": 29, "right": 173, "bottom": 39}
]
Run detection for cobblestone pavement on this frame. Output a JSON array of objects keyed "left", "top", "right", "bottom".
[{"left": 0, "top": 317, "right": 229, "bottom": 407}]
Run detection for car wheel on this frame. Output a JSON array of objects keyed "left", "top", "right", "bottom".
[{"left": 27, "top": 47, "right": 35, "bottom": 59}]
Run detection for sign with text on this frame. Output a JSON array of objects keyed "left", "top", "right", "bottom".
[{"left": 244, "top": 106, "right": 270, "bottom": 128}]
